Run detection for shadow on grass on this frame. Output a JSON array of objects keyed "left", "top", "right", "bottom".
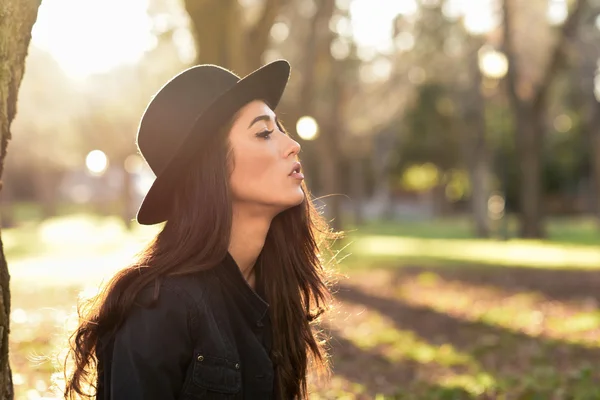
[
  {"left": 333, "top": 283, "right": 600, "bottom": 396},
  {"left": 390, "top": 263, "right": 600, "bottom": 304},
  {"left": 325, "top": 328, "right": 477, "bottom": 399}
]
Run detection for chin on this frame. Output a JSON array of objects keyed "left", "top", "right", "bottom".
[{"left": 279, "top": 191, "right": 305, "bottom": 210}]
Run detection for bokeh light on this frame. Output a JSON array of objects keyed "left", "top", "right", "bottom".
[
  {"left": 124, "top": 154, "right": 144, "bottom": 174},
  {"left": 463, "top": 0, "right": 498, "bottom": 34},
  {"left": 488, "top": 194, "right": 506, "bottom": 220},
  {"left": 554, "top": 114, "right": 573, "bottom": 133},
  {"left": 85, "top": 150, "right": 108, "bottom": 176},
  {"left": 478, "top": 47, "right": 509, "bottom": 79},
  {"left": 296, "top": 116, "right": 319, "bottom": 141}
]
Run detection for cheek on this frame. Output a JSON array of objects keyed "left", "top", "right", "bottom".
[{"left": 230, "top": 148, "right": 274, "bottom": 193}]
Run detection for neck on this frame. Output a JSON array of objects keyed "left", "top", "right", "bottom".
[{"left": 228, "top": 205, "right": 273, "bottom": 288}]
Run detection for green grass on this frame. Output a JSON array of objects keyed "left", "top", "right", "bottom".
[
  {"left": 335, "top": 216, "right": 600, "bottom": 272},
  {"left": 7, "top": 212, "right": 600, "bottom": 399},
  {"left": 344, "top": 215, "right": 600, "bottom": 245}
]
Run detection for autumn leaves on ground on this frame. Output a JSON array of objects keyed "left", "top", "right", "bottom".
[{"left": 8, "top": 214, "right": 600, "bottom": 399}]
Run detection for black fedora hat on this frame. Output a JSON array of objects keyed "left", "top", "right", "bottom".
[{"left": 135, "top": 59, "right": 291, "bottom": 225}]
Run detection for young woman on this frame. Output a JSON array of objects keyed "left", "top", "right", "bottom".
[{"left": 64, "top": 60, "right": 341, "bottom": 399}]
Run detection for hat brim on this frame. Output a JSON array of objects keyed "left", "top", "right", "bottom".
[{"left": 136, "top": 59, "right": 291, "bottom": 225}]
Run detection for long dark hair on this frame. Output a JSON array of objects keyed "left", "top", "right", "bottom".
[{"left": 63, "top": 115, "right": 342, "bottom": 399}]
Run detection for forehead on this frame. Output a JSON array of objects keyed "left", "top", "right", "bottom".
[{"left": 234, "top": 100, "right": 275, "bottom": 124}]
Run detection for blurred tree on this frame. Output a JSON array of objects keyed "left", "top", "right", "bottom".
[
  {"left": 461, "top": 36, "right": 493, "bottom": 237},
  {"left": 75, "top": 33, "right": 186, "bottom": 228},
  {"left": 574, "top": 4, "right": 600, "bottom": 225},
  {"left": 298, "top": 0, "right": 344, "bottom": 230},
  {"left": 9, "top": 47, "right": 82, "bottom": 218},
  {"left": 10, "top": 28, "right": 187, "bottom": 226},
  {"left": 183, "top": 0, "right": 284, "bottom": 74},
  {"left": 502, "top": 0, "right": 585, "bottom": 238},
  {"left": 390, "top": 2, "right": 493, "bottom": 234},
  {"left": 0, "top": 1, "right": 41, "bottom": 397}
]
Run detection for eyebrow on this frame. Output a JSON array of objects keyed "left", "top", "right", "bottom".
[{"left": 248, "top": 114, "right": 278, "bottom": 129}]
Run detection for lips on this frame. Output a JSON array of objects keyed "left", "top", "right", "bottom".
[{"left": 289, "top": 161, "right": 302, "bottom": 176}]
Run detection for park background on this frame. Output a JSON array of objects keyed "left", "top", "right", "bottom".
[{"left": 4, "top": 0, "right": 600, "bottom": 398}]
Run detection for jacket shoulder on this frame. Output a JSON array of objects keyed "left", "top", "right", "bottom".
[{"left": 160, "top": 269, "right": 218, "bottom": 303}]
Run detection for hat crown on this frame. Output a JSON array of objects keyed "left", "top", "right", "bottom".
[
  {"left": 134, "top": 59, "right": 290, "bottom": 225},
  {"left": 137, "top": 65, "right": 240, "bottom": 176}
]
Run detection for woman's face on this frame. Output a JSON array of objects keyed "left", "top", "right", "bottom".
[{"left": 228, "top": 100, "right": 304, "bottom": 213}]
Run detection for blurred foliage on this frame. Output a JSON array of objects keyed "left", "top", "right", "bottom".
[{"left": 5, "top": 0, "right": 600, "bottom": 228}]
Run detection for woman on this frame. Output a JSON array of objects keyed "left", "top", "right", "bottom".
[{"left": 64, "top": 60, "right": 341, "bottom": 399}]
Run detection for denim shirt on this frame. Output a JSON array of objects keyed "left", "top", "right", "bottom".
[{"left": 95, "top": 252, "right": 275, "bottom": 399}]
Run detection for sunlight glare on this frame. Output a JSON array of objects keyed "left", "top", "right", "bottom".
[
  {"left": 547, "top": 0, "right": 568, "bottom": 25},
  {"left": 31, "top": 0, "right": 155, "bottom": 79},
  {"left": 86, "top": 150, "right": 108, "bottom": 175},
  {"left": 335, "top": 0, "right": 351, "bottom": 11},
  {"left": 349, "top": 0, "right": 415, "bottom": 55},
  {"left": 442, "top": 0, "right": 463, "bottom": 20},
  {"left": 11, "top": 308, "right": 28, "bottom": 324},
  {"left": 463, "top": 0, "right": 498, "bottom": 35}
]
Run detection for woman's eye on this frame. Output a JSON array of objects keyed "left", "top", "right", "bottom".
[{"left": 257, "top": 129, "right": 274, "bottom": 139}]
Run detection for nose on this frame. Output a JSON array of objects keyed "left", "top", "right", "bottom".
[{"left": 285, "top": 136, "right": 301, "bottom": 158}]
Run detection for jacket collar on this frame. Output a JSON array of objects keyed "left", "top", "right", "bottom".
[{"left": 216, "top": 251, "right": 269, "bottom": 324}]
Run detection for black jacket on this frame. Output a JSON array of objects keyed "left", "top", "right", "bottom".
[{"left": 95, "top": 252, "right": 276, "bottom": 399}]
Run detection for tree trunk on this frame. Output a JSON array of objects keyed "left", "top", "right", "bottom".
[
  {"left": 574, "top": 11, "right": 600, "bottom": 228},
  {"left": 183, "top": 0, "right": 282, "bottom": 75},
  {"left": 371, "top": 130, "right": 397, "bottom": 220},
  {"left": 318, "top": 59, "right": 343, "bottom": 232},
  {"left": 590, "top": 112, "right": 600, "bottom": 224},
  {"left": 462, "top": 39, "right": 491, "bottom": 238},
  {"left": 349, "top": 159, "right": 365, "bottom": 226},
  {"left": 295, "top": 0, "right": 344, "bottom": 230},
  {"left": 470, "top": 155, "right": 492, "bottom": 236},
  {"left": 0, "top": 0, "right": 42, "bottom": 397},
  {"left": 515, "top": 105, "right": 545, "bottom": 237},
  {"left": 586, "top": 90, "right": 600, "bottom": 226},
  {"left": 502, "top": 0, "right": 584, "bottom": 238}
]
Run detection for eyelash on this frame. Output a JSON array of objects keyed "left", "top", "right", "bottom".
[
  {"left": 256, "top": 120, "right": 288, "bottom": 140},
  {"left": 256, "top": 128, "right": 274, "bottom": 139}
]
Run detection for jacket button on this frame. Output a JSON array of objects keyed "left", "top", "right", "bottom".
[
  {"left": 197, "top": 355, "right": 204, "bottom": 362},
  {"left": 235, "top": 363, "right": 240, "bottom": 369}
]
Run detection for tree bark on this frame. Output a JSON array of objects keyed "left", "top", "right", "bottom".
[
  {"left": 575, "top": 6, "right": 600, "bottom": 227},
  {"left": 0, "top": 0, "right": 41, "bottom": 397},
  {"left": 462, "top": 38, "right": 491, "bottom": 238},
  {"left": 371, "top": 128, "right": 397, "bottom": 220},
  {"left": 502, "top": 0, "right": 584, "bottom": 238},
  {"left": 349, "top": 159, "right": 365, "bottom": 226},
  {"left": 589, "top": 100, "right": 600, "bottom": 224},
  {"left": 183, "top": 0, "right": 282, "bottom": 75},
  {"left": 319, "top": 58, "right": 343, "bottom": 231}
]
